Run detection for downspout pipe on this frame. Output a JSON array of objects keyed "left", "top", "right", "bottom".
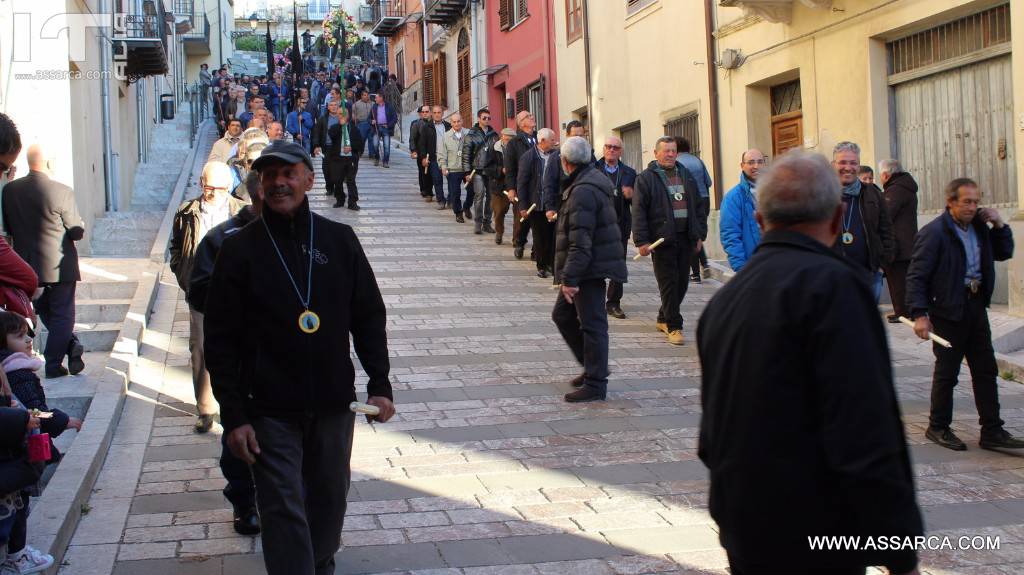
[
  {"left": 100, "top": 0, "right": 115, "bottom": 211},
  {"left": 582, "top": 0, "right": 593, "bottom": 142},
  {"left": 704, "top": 0, "right": 723, "bottom": 209}
]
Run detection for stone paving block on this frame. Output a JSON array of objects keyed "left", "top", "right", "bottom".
[
  {"left": 130, "top": 490, "right": 228, "bottom": 515},
  {"left": 143, "top": 442, "right": 223, "bottom": 462},
  {"left": 113, "top": 556, "right": 222, "bottom": 575},
  {"left": 380, "top": 511, "right": 451, "bottom": 529},
  {"left": 122, "top": 524, "right": 205, "bottom": 543},
  {"left": 437, "top": 538, "right": 515, "bottom": 567},
  {"left": 180, "top": 537, "right": 255, "bottom": 557},
  {"left": 174, "top": 508, "right": 234, "bottom": 525},
  {"left": 116, "top": 543, "right": 178, "bottom": 562},
  {"left": 478, "top": 470, "right": 585, "bottom": 491},
  {"left": 447, "top": 508, "right": 517, "bottom": 525},
  {"left": 341, "top": 528, "right": 407, "bottom": 546},
  {"left": 125, "top": 513, "right": 174, "bottom": 529},
  {"left": 497, "top": 534, "right": 619, "bottom": 564},
  {"left": 70, "top": 498, "right": 132, "bottom": 545},
  {"left": 462, "top": 565, "right": 541, "bottom": 575},
  {"left": 334, "top": 543, "right": 446, "bottom": 573},
  {"left": 59, "top": 543, "right": 119, "bottom": 575},
  {"left": 922, "top": 501, "right": 1024, "bottom": 530},
  {"left": 603, "top": 525, "right": 720, "bottom": 554}
]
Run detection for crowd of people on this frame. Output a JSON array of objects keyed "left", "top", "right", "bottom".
[{"left": 0, "top": 113, "right": 90, "bottom": 574}]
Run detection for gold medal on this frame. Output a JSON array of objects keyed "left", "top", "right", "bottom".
[
  {"left": 842, "top": 232, "right": 854, "bottom": 245},
  {"left": 298, "top": 310, "right": 321, "bottom": 334}
]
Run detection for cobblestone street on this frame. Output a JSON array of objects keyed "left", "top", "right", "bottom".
[{"left": 57, "top": 147, "right": 1024, "bottom": 575}]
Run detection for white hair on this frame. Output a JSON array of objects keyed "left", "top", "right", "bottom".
[
  {"left": 537, "top": 128, "right": 556, "bottom": 143},
  {"left": 832, "top": 141, "right": 860, "bottom": 158},
  {"left": 561, "top": 136, "right": 592, "bottom": 166},
  {"left": 878, "top": 158, "right": 902, "bottom": 175}
]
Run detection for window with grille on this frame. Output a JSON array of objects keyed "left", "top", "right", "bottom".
[
  {"left": 888, "top": 3, "right": 1010, "bottom": 77},
  {"left": 770, "top": 80, "right": 801, "bottom": 116},
  {"left": 618, "top": 122, "right": 642, "bottom": 173},
  {"left": 566, "top": 0, "right": 583, "bottom": 44},
  {"left": 664, "top": 113, "right": 700, "bottom": 158},
  {"left": 627, "top": 0, "right": 656, "bottom": 16},
  {"left": 528, "top": 81, "right": 545, "bottom": 129}
]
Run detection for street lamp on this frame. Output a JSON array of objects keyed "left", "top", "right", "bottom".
[
  {"left": 249, "top": 12, "right": 258, "bottom": 32},
  {"left": 249, "top": 11, "right": 275, "bottom": 78}
]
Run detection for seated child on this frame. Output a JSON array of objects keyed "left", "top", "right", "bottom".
[{"left": 0, "top": 403, "right": 50, "bottom": 574}]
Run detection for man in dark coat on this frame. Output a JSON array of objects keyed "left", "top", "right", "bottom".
[
  {"left": 369, "top": 93, "right": 399, "bottom": 168},
  {"left": 503, "top": 111, "right": 537, "bottom": 259},
  {"left": 461, "top": 108, "right": 497, "bottom": 235},
  {"left": 698, "top": 151, "right": 923, "bottom": 575},
  {"left": 312, "top": 100, "right": 365, "bottom": 210},
  {"left": 516, "top": 128, "right": 557, "bottom": 278},
  {"left": 906, "top": 178, "right": 1024, "bottom": 452},
  {"left": 204, "top": 141, "right": 395, "bottom": 575},
  {"left": 552, "top": 137, "right": 626, "bottom": 404},
  {"left": 632, "top": 136, "right": 706, "bottom": 346},
  {"left": 2, "top": 145, "right": 85, "bottom": 378},
  {"left": 415, "top": 105, "right": 451, "bottom": 206},
  {"left": 878, "top": 159, "right": 919, "bottom": 323},
  {"left": 409, "top": 105, "right": 432, "bottom": 199},
  {"left": 831, "top": 141, "right": 895, "bottom": 301},
  {"left": 594, "top": 136, "right": 636, "bottom": 320},
  {"left": 540, "top": 121, "right": 588, "bottom": 218}
]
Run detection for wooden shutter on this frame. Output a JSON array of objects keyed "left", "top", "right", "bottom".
[
  {"left": 515, "top": 87, "right": 527, "bottom": 113},
  {"left": 499, "top": 0, "right": 511, "bottom": 30},
  {"left": 457, "top": 49, "right": 472, "bottom": 121},
  {"left": 517, "top": 0, "right": 529, "bottom": 20},
  {"left": 436, "top": 54, "right": 448, "bottom": 108},
  {"left": 423, "top": 61, "right": 435, "bottom": 107}
]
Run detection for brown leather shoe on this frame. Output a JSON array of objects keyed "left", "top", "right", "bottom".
[{"left": 667, "top": 330, "right": 685, "bottom": 346}]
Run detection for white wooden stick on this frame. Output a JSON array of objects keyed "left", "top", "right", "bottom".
[
  {"left": 520, "top": 203, "right": 537, "bottom": 223},
  {"left": 349, "top": 401, "right": 381, "bottom": 416},
  {"left": 898, "top": 317, "right": 952, "bottom": 348},
  {"left": 423, "top": 154, "right": 430, "bottom": 175},
  {"left": 633, "top": 237, "right": 666, "bottom": 261}
]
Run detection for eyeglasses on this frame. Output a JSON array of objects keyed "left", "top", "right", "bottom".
[
  {"left": 604, "top": 145, "right": 622, "bottom": 150},
  {"left": 202, "top": 185, "right": 229, "bottom": 193},
  {"left": 744, "top": 159, "right": 766, "bottom": 166},
  {"left": 480, "top": 116, "right": 491, "bottom": 121}
]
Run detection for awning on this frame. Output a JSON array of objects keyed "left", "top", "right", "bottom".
[{"left": 470, "top": 64, "right": 507, "bottom": 80}]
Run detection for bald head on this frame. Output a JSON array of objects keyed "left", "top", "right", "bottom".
[
  {"left": 26, "top": 144, "right": 49, "bottom": 172},
  {"left": 755, "top": 151, "right": 842, "bottom": 246},
  {"left": 740, "top": 148, "right": 765, "bottom": 182},
  {"left": 200, "top": 161, "right": 233, "bottom": 201}
]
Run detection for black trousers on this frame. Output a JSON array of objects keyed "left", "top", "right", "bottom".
[
  {"left": 884, "top": 260, "right": 910, "bottom": 318},
  {"left": 652, "top": 234, "right": 693, "bottom": 331},
  {"left": 35, "top": 282, "right": 77, "bottom": 371},
  {"left": 690, "top": 245, "right": 708, "bottom": 277},
  {"left": 417, "top": 159, "right": 432, "bottom": 197},
  {"left": 221, "top": 434, "right": 256, "bottom": 510},
  {"left": 929, "top": 295, "right": 1004, "bottom": 435},
  {"left": 528, "top": 211, "right": 554, "bottom": 271},
  {"left": 607, "top": 236, "right": 629, "bottom": 307},
  {"left": 326, "top": 155, "right": 358, "bottom": 205},
  {"left": 552, "top": 278, "right": 609, "bottom": 394},
  {"left": 251, "top": 411, "right": 356, "bottom": 575},
  {"left": 515, "top": 207, "right": 532, "bottom": 250}
]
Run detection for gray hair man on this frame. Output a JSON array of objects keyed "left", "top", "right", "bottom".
[
  {"left": 877, "top": 158, "right": 919, "bottom": 323},
  {"left": 552, "top": 137, "right": 626, "bottom": 403},
  {"left": 504, "top": 110, "right": 538, "bottom": 259},
  {"left": 632, "top": 136, "right": 707, "bottom": 346},
  {"left": 698, "top": 151, "right": 924, "bottom": 575},
  {"left": 831, "top": 141, "right": 895, "bottom": 301},
  {"left": 517, "top": 128, "right": 558, "bottom": 277}
]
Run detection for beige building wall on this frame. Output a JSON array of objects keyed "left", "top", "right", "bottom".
[{"left": 554, "top": 1, "right": 713, "bottom": 175}]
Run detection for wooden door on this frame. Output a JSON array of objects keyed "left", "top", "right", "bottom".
[{"left": 771, "top": 111, "right": 803, "bottom": 157}]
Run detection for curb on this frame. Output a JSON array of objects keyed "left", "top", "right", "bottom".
[{"left": 31, "top": 117, "right": 216, "bottom": 575}]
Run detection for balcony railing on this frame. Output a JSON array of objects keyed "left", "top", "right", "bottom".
[
  {"left": 425, "top": 0, "right": 466, "bottom": 25},
  {"left": 369, "top": 0, "right": 405, "bottom": 37},
  {"left": 114, "top": 0, "right": 168, "bottom": 80}
]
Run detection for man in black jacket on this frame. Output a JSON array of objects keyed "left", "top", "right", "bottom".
[
  {"left": 187, "top": 169, "right": 261, "bottom": 537},
  {"left": 503, "top": 111, "right": 537, "bottom": 259},
  {"left": 906, "top": 178, "right": 1024, "bottom": 452},
  {"left": 832, "top": 141, "right": 895, "bottom": 301},
  {"left": 312, "top": 101, "right": 365, "bottom": 210},
  {"left": 878, "top": 159, "right": 918, "bottom": 323},
  {"left": 632, "top": 136, "right": 705, "bottom": 346},
  {"left": 553, "top": 137, "right": 626, "bottom": 403},
  {"left": 595, "top": 136, "right": 636, "bottom": 320},
  {"left": 698, "top": 151, "right": 923, "bottom": 575},
  {"left": 2, "top": 145, "right": 85, "bottom": 378},
  {"left": 415, "top": 106, "right": 450, "bottom": 206},
  {"left": 461, "top": 108, "right": 497, "bottom": 235},
  {"left": 204, "top": 141, "right": 395, "bottom": 575},
  {"left": 517, "top": 128, "right": 557, "bottom": 278},
  {"left": 409, "top": 105, "right": 432, "bottom": 199}
]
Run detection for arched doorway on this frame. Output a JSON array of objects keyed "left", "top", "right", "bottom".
[{"left": 456, "top": 29, "right": 472, "bottom": 122}]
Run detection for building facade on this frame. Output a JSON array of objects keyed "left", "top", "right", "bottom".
[
  {"left": 486, "top": 0, "right": 559, "bottom": 132},
  {"left": 422, "top": 1, "right": 488, "bottom": 120}
]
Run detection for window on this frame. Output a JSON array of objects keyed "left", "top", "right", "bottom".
[
  {"left": 626, "top": 0, "right": 656, "bottom": 16},
  {"left": 396, "top": 50, "right": 405, "bottom": 88},
  {"left": 514, "top": 76, "right": 546, "bottom": 130},
  {"left": 665, "top": 112, "right": 700, "bottom": 158},
  {"left": 500, "top": 0, "right": 529, "bottom": 31},
  {"left": 566, "top": 0, "right": 583, "bottom": 44},
  {"left": 618, "top": 122, "right": 642, "bottom": 172}
]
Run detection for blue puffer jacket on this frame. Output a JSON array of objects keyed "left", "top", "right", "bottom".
[{"left": 719, "top": 173, "right": 760, "bottom": 271}]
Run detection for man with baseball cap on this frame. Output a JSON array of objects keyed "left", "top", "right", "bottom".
[{"left": 204, "top": 140, "right": 396, "bottom": 575}]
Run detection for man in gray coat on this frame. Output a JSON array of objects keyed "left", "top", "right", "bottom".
[{"left": 2, "top": 145, "right": 85, "bottom": 378}]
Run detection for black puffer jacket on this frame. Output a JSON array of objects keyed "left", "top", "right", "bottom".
[
  {"left": 883, "top": 172, "right": 919, "bottom": 262},
  {"left": 461, "top": 124, "right": 497, "bottom": 172},
  {"left": 632, "top": 160, "right": 707, "bottom": 248},
  {"left": 554, "top": 164, "right": 628, "bottom": 287},
  {"left": 502, "top": 131, "right": 535, "bottom": 192}
]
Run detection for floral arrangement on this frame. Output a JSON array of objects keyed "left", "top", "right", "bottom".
[{"left": 323, "top": 8, "right": 359, "bottom": 48}]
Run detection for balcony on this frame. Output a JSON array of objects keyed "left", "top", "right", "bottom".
[
  {"left": 368, "top": 0, "right": 405, "bottom": 37},
  {"left": 425, "top": 0, "right": 466, "bottom": 25},
  {"left": 718, "top": 0, "right": 831, "bottom": 24},
  {"left": 174, "top": 0, "right": 210, "bottom": 55},
  {"left": 114, "top": 0, "right": 168, "bottom": 80}
]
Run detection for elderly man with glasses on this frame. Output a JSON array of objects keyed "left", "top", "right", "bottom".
[
  {"left": 720, "top": 149, "right": 766, "bottom": 272},
  {"left": 169, "top": 161, "right": 249, "bottom": 433}
]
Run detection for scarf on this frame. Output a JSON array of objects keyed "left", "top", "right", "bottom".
[
  {"left": 842, "top": 179, "right": 862, "bottom": 198},
  {"left": 2, "top": 351, "right": 44, "bottom": 374},
  {"left": 651, "top": 161, "right": 678, "bottom": 193}
]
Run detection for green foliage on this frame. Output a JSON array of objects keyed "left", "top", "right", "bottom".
[{"left": 234, "top": 36, "right": 264, "bottom": 52}]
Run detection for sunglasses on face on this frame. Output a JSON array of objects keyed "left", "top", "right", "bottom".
[
  {"left": 481, "top": 116, "right": 491, "bottom": 121},
  {"left": 604, "top": 145, "right": 622, "bottom": 150}
]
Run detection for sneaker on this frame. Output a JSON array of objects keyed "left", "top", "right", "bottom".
[
  {"left": 979, "top": 428, "right": 1024, "bottom": 450},
  {"left": 690, "top": 273, "right": 702, "bottom": 284},
  {"left": 564, "top": 386, "right": 606, "bottom": 403},
  {"left": 67, "top": 338, "right": 85, "bottom": 375},
  {"left": 926, "top": 426, "right": 967, "bottom": 451},
  {"left": 10, "top": 545, "right": 53, "bottom": 574},
  {"left": 194, "top": 414, "right": 219, "bottom": 434},
  {"left": 667, "top": 330, "right": 685, "bottom": 346},
  {"left": 655, "top": 322, "right": 669, "bottom": 334}
]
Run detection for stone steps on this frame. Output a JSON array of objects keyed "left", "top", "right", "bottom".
[{"left": 75, "top": 299, "right": 132, "bottom": 324}]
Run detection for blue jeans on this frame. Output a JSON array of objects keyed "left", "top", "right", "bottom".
[
  {"left": 873, "top": 271, "right": 883, "bottom": 304},
  {"left": 447, "top": 172, "right": 467, "bottom": 213},
  {"left": 429, "top": 160, "right": 445, "bottom": 202},
  {"left": 357, "top": 121, "right": 373, "bottom": 157},
  {"left": 375, "top": 126, "right": 391, "bottom": 163}
]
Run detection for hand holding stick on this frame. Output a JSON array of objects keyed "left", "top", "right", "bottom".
[
  {"left": 423, "top": 154, "right": 430, "bottom": 175},
  {"left": 633, "top": 238, "right": 665, "bottom": 261},
  {"left": 520, "top": 203, "right": 537, "bottom": 223},
  {"left": 349, "top": 401, "right": 381, "bottom": 416},
  {"left": 898, "top": 317, "right": 952, "bottom": 348}
]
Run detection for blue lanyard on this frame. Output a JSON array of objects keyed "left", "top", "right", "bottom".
[{"left": 261, "top": 210, "right": 314, "bottom": 310}]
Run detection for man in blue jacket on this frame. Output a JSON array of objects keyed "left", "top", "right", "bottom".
[
  {"left": 906, "top": 177, "right": 1024, "bottom": 452},
  {"left": 719, "top": 149, "right": 764, "bottom": 271}
]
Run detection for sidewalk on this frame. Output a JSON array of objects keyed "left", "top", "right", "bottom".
[{"left": 60, "top": 145, "right": 1024, "bottom": 574}]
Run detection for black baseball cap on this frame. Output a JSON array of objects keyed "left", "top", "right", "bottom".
[{"left": 251, "top": 140, "right": 314, "bottom": 172}]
